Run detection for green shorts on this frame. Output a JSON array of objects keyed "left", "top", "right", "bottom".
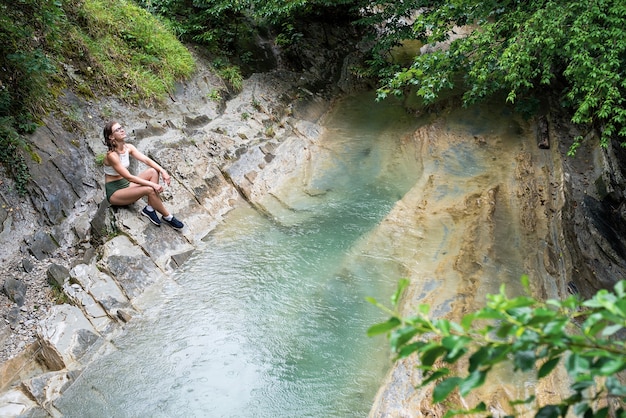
[{"left": 105, "top": 178, "right": 130, "bottom": 203}]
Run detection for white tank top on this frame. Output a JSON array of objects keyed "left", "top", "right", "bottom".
[{"left": 103, "top": 148, "right": 130, "bottom": 176}]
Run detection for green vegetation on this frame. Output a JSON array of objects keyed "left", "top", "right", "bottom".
[
  {"left": 213, "top": 61, "right": 244, "bottom": 92},
  {"left": 0, "top": 0, "right": 194, "bottom": 193},
  {"left": 49, "top": 281, "right": 70, "bottom": 305},
  {"left": 136, "top": 0, "right": 358, "bottom": 53},
  {"left": 359, "top": 1, "right": 626, "bottom": 153},
  {"left": 3, "top": 0, "right": 626, "bottom": 190},
  {"left": 368, "top": 278, "right": 626, "bottom": 417},
  {"left": 70, "top": 0, "right": 195, "bottom": 101}
]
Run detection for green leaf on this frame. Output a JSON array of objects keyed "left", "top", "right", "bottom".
[
  {"left": 606, "top": 376, "right": 626, "bottom": 396},
  {"left": 514, "top": 350, "right": 536, "bottom": 372},
  {"left": 436, "top": 319, "right": 451, "bottom": 336},
  {"left": 391, "top": 279, "right": 409, "bottom": 306},
  {"left": 420, "top": 368, "right": 450, "bottom": 386},
  {"left": 459, "top": 369, "right": 487, "bottom": 395},
  {"left": 364, "top": 296, "right": 379, "bottom": 305},
  {"left": 443, "top": 402, "right": 487, "bottom": 418},
  {"left": 469, "top": 346, "right": 490, "bottom": 372},
  {"left": 461, "top": 312, "right": 476, "bottom": 331},
  {"left": 520, "top": 275, "right": 530, "bottom": 291},
  {"left": 566, "top": 353, "right": 590, "bottom": 375},
  {"left": 509, "top": 395, "right": 536, "bottom": 406},
  {"left": 397, "top": 341, "right": 422, "bottom": 359},
  {"left": 420, "top": 344, "right": 448, "bottom": 367},
  {"left": 389, "top": 326, "right": 419, "bottom": 352},
  {"left": 598, "top": 358, "right": 626, "bottom": 375},
  {"left": 537, "top": 356, "right": 561, "bottom": 379},
  {"left": 441, "top": 335, "right": 471, "bottom": 362},
  {"left": 536, "top": 404, "right": 562, "bottom": 418},
  {"left": 570, "top": 380, "right": 594, "bottom": 392},
  {"left": 573, "top": 402, "right": 589, "bottom": 416},
  {"left": 601, "top": 323, "right": 623, "bottom": 337},
  {"left": 433, "top": 377, "right": 462, "bottom": 403},
  {"left": 593, "top": 407, "right": 609, "bottom": 418},
  {"left": 367, "top": 317, "right": 401, "bottom": 337},
  {"left": 615, "top": 280, "right": 626, "bottom": 298},
  {"left": 474, "top": 308, "right": 505, "bottom": 321}
]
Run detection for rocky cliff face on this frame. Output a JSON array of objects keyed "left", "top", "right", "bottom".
[{"left": 368, "top": 105, "right": 626, "bottom": 415}]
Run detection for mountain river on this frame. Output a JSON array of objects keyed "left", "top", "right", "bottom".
[{"left": 56, "top": 91, "right": 549, "bottom": 416}]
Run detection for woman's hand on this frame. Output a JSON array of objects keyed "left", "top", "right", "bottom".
[
  {"left": 161, "top": 170, "right": 171, "bottom": 186},
  {"left": 152, "top": 182, "right": 164, "bottom": 193}
]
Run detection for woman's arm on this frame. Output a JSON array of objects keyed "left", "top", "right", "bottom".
[
  {"left": 106, "top": 150, "right": 163, "bottom": 191},
  {"left": 128, "top": 144, "right": 171, "bottom": 185}
]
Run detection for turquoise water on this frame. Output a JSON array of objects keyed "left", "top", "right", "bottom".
[{"left": 56, "top": 93, "right": 423, "bottom": 417}]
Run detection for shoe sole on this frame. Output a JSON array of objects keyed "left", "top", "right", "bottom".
[
  {"left": 164, "top": 222, "right": 183, "bottom": 230},
  {"left": 141, "top": 210, "right": 161, "bottom": 226}
]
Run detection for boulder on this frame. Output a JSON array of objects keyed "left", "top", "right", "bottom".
[
  {"left": 3, "top": 277, "right": 26, "bottom": 306},
  {"left": 37, "top": 304, "right": 101, "bottom": 371},
  {"left": 62, "top": 282, "right": 113, "bottom": 333},
  {"left": 89, "top": 200, "right": 117, "bottom": 246},
  {"left": 0, "top": 389, "right": 41, "bottom": 417},
  {"left": 69, "top": 263, "right": 132, "bottom": 319},
  {"left": 96, "top": 235, "right": 166, "bottom": 300},
  {"left": 27, "top": 231, "right": 59, "bottom": 261},
  {"left": 46, "top": 264, "right": 69, "bottom": 288},
  {"left": 22, "top": 371, "right": 73, "bottom": 414},
  {"left": 183, "top": 114, "right": 211, "bottom": 128}
]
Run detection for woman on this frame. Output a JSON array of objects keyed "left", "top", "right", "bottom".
[{"left": 102, "top": 121, "right": 184, "bottom": 229}]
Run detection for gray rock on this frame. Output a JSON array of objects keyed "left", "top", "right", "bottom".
[
  {"left": 69, "top": 263, "right": 131, "bottom": 318},
  {"left": 22, "top": 370, "right": 72, "bottom": 413},
  {"left": 27, "top": 231, "right": 58, "bottom": 261},
  {"left": 72, "top": 210, "right": 93, "bottom": 242},
  {"left": 62, "top": 281, "right": 112, "bottom": 333},
  {"left": 21, "top": 257, "right": 34, "bottom": 273},
  {"left": 116, "top": 309, "right": 132, "bottom": 323},
  {"left": 97, "top": 235, "right": 165, "bottom": 300},
  {"left": 170, "top": 249, "right": 195, "bottom": 268},
  {"left": 0, "top": 389, "right": 40, "bottom": 417},
  {"left": 134, "top": 123, "right": 167, "bottom": 139},
  {"left": 46, "top": 264, "right": 69, "bottom": 288},
  {"left": 184, "top": 114, "right": 211, "bottom": 128},
  {"left": 0, "top": 321, "right": 11, "bottom": 347},
  {"left": 89, "top": 200, "right": 117, "bottom": 246},
  {"left": 3, "top": 277, "right": 26, "bottom": 306},
  {"left": 25, "top": 117, "right": 86, "bottom": 225},
  {"left": 37, "top": 304, "right": 101, "bottom": 371},
  {"left": 7, "top": 306, "right": 20, "bottom": 328}
]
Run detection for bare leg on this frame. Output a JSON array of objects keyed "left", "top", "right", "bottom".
[
  {"left": 137, "top": 169, "right": 172, "bottom": 217},
  {"left": 108, "top": 168, "right": 171, "bottom": 217}
]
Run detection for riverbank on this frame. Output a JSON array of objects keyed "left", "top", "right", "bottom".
[{"left": 0, "top": 56, "right": 350, "bottom": 413}]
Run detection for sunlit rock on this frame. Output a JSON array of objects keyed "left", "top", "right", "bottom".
[{"left": 37, "top": 304, "right": 101, "bottom": 371}]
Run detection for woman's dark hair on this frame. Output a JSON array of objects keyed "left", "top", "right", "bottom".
[{"left": 102, "top": 121, "right": 118, "bottom": 152}]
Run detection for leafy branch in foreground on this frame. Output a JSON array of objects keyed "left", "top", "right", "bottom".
[{"left": 367, "top": 277, "right": 626, "bottom": 417}]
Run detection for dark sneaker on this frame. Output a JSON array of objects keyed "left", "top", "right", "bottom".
[
  {"left": 162, "top": 215, "right": 184, "bottom": 230},
  {"left": 141, "top": 207, "right": 161, "bottom": 226}
]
